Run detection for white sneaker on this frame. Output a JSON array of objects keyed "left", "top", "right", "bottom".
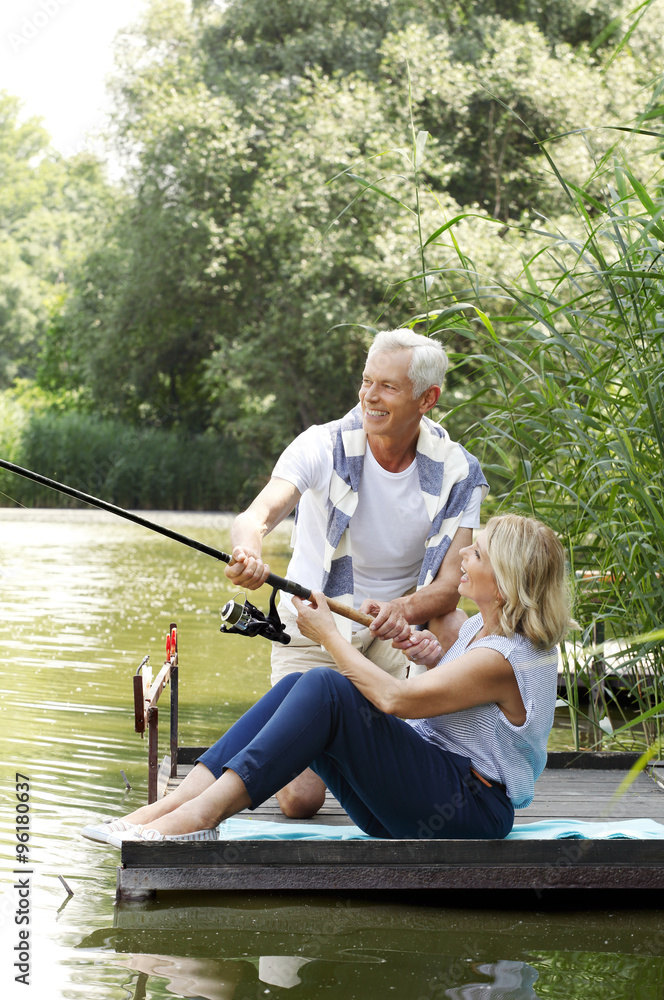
[
  {"left": 107, "top": 824, "right": 220, "bottom": 848},
  {"left": 81, "top": 818, "right": 137, "bottom": 844}
]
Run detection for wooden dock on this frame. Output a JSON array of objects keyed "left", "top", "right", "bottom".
[
  {"left": 116, "top": 750, "right": 664, "bottom": 899},
  {"left": 118, "top": 628, "right": 664, "bottom": 899}
]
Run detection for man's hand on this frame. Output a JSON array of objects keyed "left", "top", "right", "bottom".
[
  {"left": 293, "top": 592, "right": 340, "bottom": 646},
  {"left": 225, "top": 477, "right": 301, "bottom": 592},
  {"left": 224, "top": 545, "right": 271, "bottom": 591},
  {"left": 392, "top": 629, "right": 443, "bottom": 670},
  {"left": 359, "top": 599, "right": 411, "bottom": 642}
]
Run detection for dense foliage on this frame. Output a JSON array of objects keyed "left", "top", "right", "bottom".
[
  {"left": 379, "top": 109, "right": 664, "bottom": 749},
  {"left": 4, "top": 0, "right": 661, "bottom": 461},
  {"left": 0, "top": 93, "right": 115, "bottom": 389}
]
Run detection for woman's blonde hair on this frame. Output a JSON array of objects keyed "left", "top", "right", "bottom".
[{"left": 485, "top": 513, "right": 572, "bottom": 648}]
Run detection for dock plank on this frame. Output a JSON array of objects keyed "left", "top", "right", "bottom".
[
  {"left": 117, "top": 752, "right": 664, "bottom": 898},
  {"left": 117, "top": 863, "right": 664, "bottom": 893},
  {"left": 121, "top": 836, "right": 663, "bottom": 867}
]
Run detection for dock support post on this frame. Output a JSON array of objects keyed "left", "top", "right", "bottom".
[
  {"left": 169, "top": 621, "right": 178, "bottom": 779},
  {"left": 115, "top": 868, "right": 157, "bottom": 902},
  {"left": 147, "top": 706, "right": 158, "bottom": 803},
  {"left": 589, "top": 620, "right": 608, "bottom": 749}
]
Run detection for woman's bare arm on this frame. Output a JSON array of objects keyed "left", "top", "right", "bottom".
[{"left": 293, "top": 592, "right": 526, "bottom": 726}]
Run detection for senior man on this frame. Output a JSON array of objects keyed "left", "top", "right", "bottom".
[{"left": 225, "top": 327, "right": 488, "bottom": 817}]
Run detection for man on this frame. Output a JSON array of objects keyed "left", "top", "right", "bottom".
[{"left": 225, "top": 328, "right": 488, "bottom": 817}]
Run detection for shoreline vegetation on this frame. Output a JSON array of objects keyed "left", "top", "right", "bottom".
[{"left": 0, "top": 392, "right": 254, "bottom": 511}]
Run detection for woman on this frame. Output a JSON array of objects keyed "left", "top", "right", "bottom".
[{"left": 82, "top": 513, "right": 571, "bottom": 846}]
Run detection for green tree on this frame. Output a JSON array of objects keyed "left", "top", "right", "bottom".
[
  {"left": 64, "top": 1, "right": 414, "bottom": 441},
  {"left": 0, "top": 91, "right": 115, "bottom": 389},
  {"left": 57, "top": 0, "right": 663, "bottom": 468}
]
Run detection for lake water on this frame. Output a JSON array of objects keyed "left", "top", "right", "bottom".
[{"left": 1, "top": 509, "right": 663, "bottom": 999}]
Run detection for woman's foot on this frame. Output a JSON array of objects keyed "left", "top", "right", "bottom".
[
  {"left": 107, "top": 824, "right": 219, "bottom": 848},
  {"left": 81, "top": 818, "right": 137, "bottom": 844}
]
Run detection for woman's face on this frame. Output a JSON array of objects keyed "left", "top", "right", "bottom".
[{"left": 458, "top": 530, "right": 500, "bottom": 606}]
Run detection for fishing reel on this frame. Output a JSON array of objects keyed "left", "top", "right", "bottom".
[{"left": 220, "top": 587, "right": 291, "bottom": 645}]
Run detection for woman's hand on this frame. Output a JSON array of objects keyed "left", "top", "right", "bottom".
[
  {"left": 292, "top": 591, "right": 341, "bottom": 647},
  {"left": 359, "top": 598, "right": 411, "bottom": 642},
  {"left": 392, "top": 629, "right": 442, "bottom": 670}
]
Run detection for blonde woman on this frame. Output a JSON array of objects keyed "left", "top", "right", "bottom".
[{"left": 83, "top": 513, "right": 571, "bottom": 846}]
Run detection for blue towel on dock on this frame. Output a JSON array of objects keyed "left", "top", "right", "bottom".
[
  {"left": 217, "top": 817, "right": 664, "bottom": 840},
  {"left": 506, "top": 818, "right": 664, "bottom": 840},
  {"left": 218, "top": 819, "right": 372, "bottom": 840}
]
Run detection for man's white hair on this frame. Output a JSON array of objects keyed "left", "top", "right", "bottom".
[{"left": 368, "top": 328, "right": 448, "bottom": 398}]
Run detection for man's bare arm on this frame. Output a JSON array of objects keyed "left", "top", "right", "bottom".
[{"left": 225, "top": 477, "right": 301, "bottom": 590}]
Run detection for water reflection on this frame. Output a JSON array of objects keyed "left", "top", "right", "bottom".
[
  {"left": 446, "top": 962, "right": 539, "bottom": 1000},
  {"left": 111, "top": 953, "right": 541, "bottom": 1000},
  {"left": 75, "top": 896, "right": 664, "bottom": 1000}
]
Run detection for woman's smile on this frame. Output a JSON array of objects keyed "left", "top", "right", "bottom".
[{"left": 458, "top": 530, "right": 499, "bottom": 607}]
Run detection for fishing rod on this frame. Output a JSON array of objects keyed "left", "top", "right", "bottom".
[{"left": 0, "top": 458, "right": 373, "bottom": 642}]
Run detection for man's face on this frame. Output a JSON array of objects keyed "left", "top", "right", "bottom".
[{"left": 359, "top": 349, "right": 429, "bottom": 441}]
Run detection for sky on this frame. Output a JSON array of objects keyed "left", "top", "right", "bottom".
[{"left": 0, "top": 0, "right": 150, "bottom": 157}]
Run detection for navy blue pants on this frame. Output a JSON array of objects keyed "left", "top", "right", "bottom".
[{"left": 197, "top": 668, "right": 514, "bottom": 839}]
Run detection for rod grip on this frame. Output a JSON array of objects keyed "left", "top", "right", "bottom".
[
  {"left": 324, "top": 597, "right": 374, "bottom": 627},
  {"left": 238, "top": 559, "right": 374, "bottom": 626}
]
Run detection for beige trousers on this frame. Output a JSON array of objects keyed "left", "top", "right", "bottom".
[{"left": 270, "top": 607, "right": 409, "bottom": 686}]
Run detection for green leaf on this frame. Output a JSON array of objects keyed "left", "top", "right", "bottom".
[{"left": 414, "top": 130, "right": 428, "bottom": 172}]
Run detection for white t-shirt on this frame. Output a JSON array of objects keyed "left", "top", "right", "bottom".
[{"left": 272, "top": 424, "right": 482, "bottom": 615}]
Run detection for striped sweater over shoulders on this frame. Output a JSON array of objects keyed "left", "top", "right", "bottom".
[{"left": 406, "top": 613, "right": 559, "bottom": 809}]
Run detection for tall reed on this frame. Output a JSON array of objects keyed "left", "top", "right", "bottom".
[{"left": 426, "top": 158, "right": 664, "bottom": 750}]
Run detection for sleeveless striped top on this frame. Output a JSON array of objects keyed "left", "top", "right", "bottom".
[{"left": 406, "top": 614, "right": 559, "bottom": 809}]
